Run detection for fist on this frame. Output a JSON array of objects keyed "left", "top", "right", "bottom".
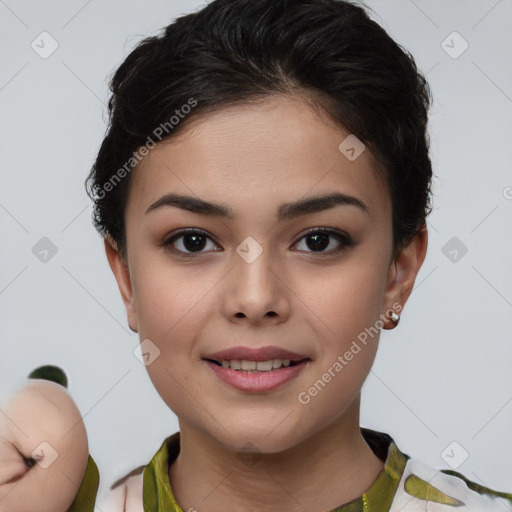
[{"left": 0, "top": 376, "right": 89, "bottom": 512}]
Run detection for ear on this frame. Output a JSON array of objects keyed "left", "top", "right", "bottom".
[
  {"left": 104, "top": 235, "right": 138, "bottom": 333},
  {"left": 382, "top": 225, "right": 428, "bottom": 329}
]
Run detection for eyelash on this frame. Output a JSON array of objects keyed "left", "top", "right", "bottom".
[{"left": 161, "top": 227, "right": 355, "bottom": 258}]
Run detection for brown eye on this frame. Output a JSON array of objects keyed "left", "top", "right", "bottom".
[
  {"left": 161, "top": 227, "right": 355, "bottom": 258},
  {"left": 293, "top": 228, "right": 354, "bottom": 255},
  {"left": 162, "top": 229, "right": 220, "bottom": 256}
]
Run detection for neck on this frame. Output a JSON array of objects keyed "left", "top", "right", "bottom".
[{"left": 168, "top": 398, "right": 385, "bottom": 512}]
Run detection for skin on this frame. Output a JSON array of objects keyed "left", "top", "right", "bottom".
[
  {"left": 105, "top": 93, "right": 428, "bottom": 512},
  {"left": 0, "top": 380, "right": 89, "bottom": 512}
]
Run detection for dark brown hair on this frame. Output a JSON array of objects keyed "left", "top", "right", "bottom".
[{"left": 85, "top": 0, "right": 434, "bottom": 262}]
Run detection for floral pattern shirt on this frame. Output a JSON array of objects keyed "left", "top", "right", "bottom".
[{"left": 69, "top": 428, "right": 512, "bottom": 512}]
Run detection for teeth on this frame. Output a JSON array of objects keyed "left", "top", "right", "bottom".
[
  {"left": 256, "top": 360, "right": 273, "bottom": 371},
  {"left": 217, "top": 358, "right": 295, "bottom": 371},
  {"left": 241, "top": 360, "right": 256, "bottom": 371}
]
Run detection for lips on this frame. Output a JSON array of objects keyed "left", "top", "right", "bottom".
[
  {"left": 204, "top": 357, "right": 311, "bottom": 392},
  {"left": 202, "top": 345, "right": 310, "bottom": 363}
]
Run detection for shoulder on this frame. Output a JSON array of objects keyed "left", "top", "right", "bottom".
[
  {"left": 98, "top": 433, "right": 180, "bottom": 512},
  {"left": 99, "top": 466, "right": 145, "bottom": 512},
  {"left": 389, "top": 455, "right": 512, "bottom": 511}
]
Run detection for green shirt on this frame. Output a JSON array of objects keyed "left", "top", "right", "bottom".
[{"left": 70, "top": 428, "right": 512, "bottom": 511}]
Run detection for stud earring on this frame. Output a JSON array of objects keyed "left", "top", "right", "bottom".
[{"left": 389, "top": 311, "right": 400, "bottom": 325}]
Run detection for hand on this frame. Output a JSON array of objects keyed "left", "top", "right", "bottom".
[{"left": 0, "top": 378, "right": 89, "bottom": 512}]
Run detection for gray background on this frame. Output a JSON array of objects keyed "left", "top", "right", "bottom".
[{"left": 1, "top": 0, "right": 511, "bottom": 504}]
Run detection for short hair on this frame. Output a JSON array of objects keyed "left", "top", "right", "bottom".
[{"left": 85, "top": 0, "right": 434, "bottom": 263}]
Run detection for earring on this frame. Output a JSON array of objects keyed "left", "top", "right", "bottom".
[{"left": 389, "top": 311, "right": 400, "bottom": 325}]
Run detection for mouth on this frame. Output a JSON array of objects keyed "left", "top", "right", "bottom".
[{"left": 201, "top": 345, "right": 312, "bottom": 391}]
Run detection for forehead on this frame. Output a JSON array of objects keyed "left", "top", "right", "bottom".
[{"left": 126, "top": 94, "right": 390, "bottom": 222}]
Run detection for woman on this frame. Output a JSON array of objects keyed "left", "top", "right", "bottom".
[{"left": 1, "top": 0, "right": 511, "bottom": 510}]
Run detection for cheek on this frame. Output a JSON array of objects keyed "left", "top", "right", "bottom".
[
  {"left": 132, "top": 254, "right": 213, "bottom": 341},
  {"left": 131, "top": 259, "right": 218, "bottom": 405},
  {"left": 295, "top": 257, "right": 387, "bottom": 348}
]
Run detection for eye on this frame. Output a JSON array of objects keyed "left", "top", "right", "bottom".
[
  {"left": 162, "top": 228, "right": 220, "bottom": 256},
  {"left": 162, "top": 227, "right": 354, "bottom": 257},
  {"left": 292, "top": 227, "right": 355, "bottom": 255}
]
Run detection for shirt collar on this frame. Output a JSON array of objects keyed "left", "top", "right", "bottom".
[{"left": 142, "top": 427, "right": 410, "bottom": 512}]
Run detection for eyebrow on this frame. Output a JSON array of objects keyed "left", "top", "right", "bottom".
[{"left": 145, "top": 192, "right": 369, "bottom": 221}]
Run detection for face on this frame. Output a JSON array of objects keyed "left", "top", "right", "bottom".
[{"left": 105, "top": 94, "right": 426, "bottom": 453}]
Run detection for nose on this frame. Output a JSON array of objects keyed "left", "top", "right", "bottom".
[{"left": 223, "top": 239, "right": 291, "bottom": 326}]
